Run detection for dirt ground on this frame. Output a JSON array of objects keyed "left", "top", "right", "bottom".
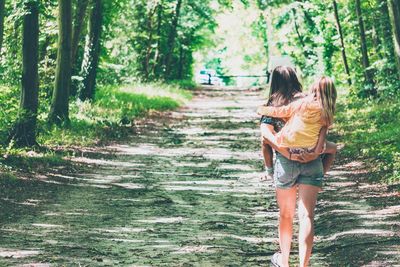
[{"left": 0, "top": 86, "right": 399, "bottom": 266}]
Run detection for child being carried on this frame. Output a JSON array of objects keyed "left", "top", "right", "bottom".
[{"left": 258, "top": 76, "right": 337, "bottom": 174}]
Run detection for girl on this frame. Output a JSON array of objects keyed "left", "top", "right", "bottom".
[
  {"left": 260, "top": 66, "right": 304, "bottom": 180},
  {"left": 259, "top": 71, "right": 334, "bottom": 267},
  {"left": 259, "top": 76, "right": 337, "bottom": 174}
]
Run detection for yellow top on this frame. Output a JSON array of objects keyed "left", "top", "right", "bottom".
[{"left": 257, "top": 97, "right": 323, "bottom": 148}]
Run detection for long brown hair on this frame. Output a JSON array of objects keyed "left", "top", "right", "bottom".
[
  {"left": 311, "top": 76, "right": 337, "bottom": 126},
  {"left": 267, "top": 66, "right": 303, "bottom": 107}
]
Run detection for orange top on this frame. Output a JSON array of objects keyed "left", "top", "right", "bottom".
[{"left": 257, "top": 96, "right": 323, "bottom": 148}]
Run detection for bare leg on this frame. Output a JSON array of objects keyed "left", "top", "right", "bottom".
[
  {"left": 298, "top": 184, "right": 320, "bottom": 267},
  {"left": 276, "top": 186, "right": 297, "bottom": 267},
  {"left": 260, "top": 124, "right": 276, "bottom": 180},
  {"left": 322, "top": 141, "right": 337, "bottom": 174},
  {"left": 261, "top": 137, "right": 273, "bottom": 168}
]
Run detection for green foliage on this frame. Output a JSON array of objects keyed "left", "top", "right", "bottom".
[
  {"left": 0, "top": 83, "right": 191, "bottom": 148},
  {"left": 38, "top": 83, "right": 191, "bottom": 146},
  {"left": 334, "top": 97, "right": 400, "bottom": 183},
  {"left": 0, "top": 86, "right": 20, "bottom": 142}
]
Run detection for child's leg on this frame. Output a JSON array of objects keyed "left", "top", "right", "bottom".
[
  {"left": 322, "top": 141, "right": 337, "bottom": 174},
  {"left": 261, "top": 138, "right": 273, "bottom": 168},
  {"left": 260, "top": 124, "right": 277, "bottom": 180}
]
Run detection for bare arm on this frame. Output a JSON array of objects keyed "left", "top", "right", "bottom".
[
  {"left": 260, "top": 123, "right": 292, "bottom": 160},
  {"left": 257, "top": 101, "right": 299, "bottom": 118}
]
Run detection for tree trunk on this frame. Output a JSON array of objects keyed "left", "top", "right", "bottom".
[
  {"left": 11, "top": 0, "right": 39, "bottom": 146},
  {"left": 152, "top": 0, "right": 163, "bottom": 77},
  {"left": 177, "top": 44, "right": 184, "bottom": 79},
  {"left": 164, "top": 0, "right": 182, "bottom": 78},
  {"left": 332, "top": 0, "right": 351, "bottom": 85},
  {"left": 388, "top": 0, "right": 400, "bottom": 78},
  {"left": 49, "top": 0, "right": 72, "bottom": 124},
  {"left": 355, "top": 0, "right": 376, "bottom": 97},
  {"left": 71, "top": 0, "right": 89, "bottom": 67},
  {"left": 79, "top": 0, "right": 102, "bottom": 101},
  {"left": 0, "top": 0, "right": 5, "bottom": 54},
  {"left": 144, "top": 6, "right": 156, "bottom": 80},
  {"left": 292, "top": 9, "right": 306, "bottom": 48}
]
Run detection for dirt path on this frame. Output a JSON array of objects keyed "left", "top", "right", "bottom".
[{"left": 0, "top": 86, "right": 399, "bottom": 266}]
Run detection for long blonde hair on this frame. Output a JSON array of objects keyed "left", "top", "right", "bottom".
[{"left": 311, "top": 77, "right": 337, "bottom": 126}]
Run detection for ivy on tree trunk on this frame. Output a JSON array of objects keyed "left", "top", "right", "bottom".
[{"left": 79, "top": 0, "right": 103, "bottom": 102}]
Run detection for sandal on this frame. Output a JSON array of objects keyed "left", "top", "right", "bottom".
[{"left": 271, "top": 252, "right": 282, "bottom": 267}]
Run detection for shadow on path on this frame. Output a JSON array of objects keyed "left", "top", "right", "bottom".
[{"left": 0, "top": 86, "right": 399, "bottom": 266}]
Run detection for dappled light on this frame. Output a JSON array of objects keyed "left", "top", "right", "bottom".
[
  {"left": 0, "top": 87, "right": 398, "bottom": 265},
  {"left": 0, "top": 0, "right": 399, "bottom": 265}
]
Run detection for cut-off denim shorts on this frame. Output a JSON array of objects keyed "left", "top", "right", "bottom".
[{"left": 274, "top": 152, "right": 324, "bottom": 189}]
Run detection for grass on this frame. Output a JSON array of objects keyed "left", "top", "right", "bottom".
[
  {"left": 38, "top": 82, "right": 192, "bottom": 147},
  {"left": 332, "top": 96, "right": 400, "bottom": 184},
  {"left": 0, "top": 82, "right": 193, "bottom": 177}
]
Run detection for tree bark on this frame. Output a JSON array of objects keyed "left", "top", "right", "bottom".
[
  {"left": 332, "top": 0, "right": 351, "bottom": 85},
  {"left": 388, "top": 0, "right": 400, "bottom": 78},
  {"left": 177, "top": 44, "right": 184, "bottom": 79},
  {"left": 49, "top": 0, "right": 72, "bottom": 124},
  {"left": 11, "top": 0, "right": 39, "bottom": 146},
  {"left": 164, "top": 0, "right": 182, "bottom": 78},
  {"left": 355, "top": 0, "right": 376, "bottom": 96},
  {"left": 0, "top": 0, "right": 5, "bottom": 54},
  {"left": 152, "top": 0, "right": 164, "bottom": 77},
  {"left": 71, "top": 0, "right": 89, "bottom": 67},
  {"left": 144, "top": 5, "right": 156, "bottom": 80},
  {"left": 79, "top": 0, "right": 102, "bottom": 101},
  {"left": 292, "top": 9, "right": 306, "bottom": 48}
]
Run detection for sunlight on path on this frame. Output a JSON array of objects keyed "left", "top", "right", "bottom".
[{"left": 0, "top": 86, "right": 399, "bottom": 266}]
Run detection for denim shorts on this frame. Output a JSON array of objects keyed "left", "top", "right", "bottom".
[{"left": 274, "top": 153, "right": 324, "bottom": 189}]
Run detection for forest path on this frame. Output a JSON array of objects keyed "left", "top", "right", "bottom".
[{"left": 0, "top": 86, "right": 399, "bottom": 266}]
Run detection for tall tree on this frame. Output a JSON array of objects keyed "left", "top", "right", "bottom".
[
  {"left": 164, "top": 0, "right": 182, "bottom": 78},
  {"left": 152, "top": 0, "right": 164, "bottom": 77},
  {"left": 0, "top": 0, "right": 5, "bottom": 54},
  {"left": 11, "top": 0, "right": 39, "bottom": 146},
  {"left": 355, "top": 0, "right": 376, "bottom": 96},
  {"left": 144, "top": 4, "right": 157, "bottom": 79},
  {"left": 332, "top": 0, "right": 351, "bottom": 85},
  {"left": 388, "top": 0, "right": 400, "bottom": 78},
  {"left": 71, "top": 0, "right": 89, "bottom": 67},
  {"left": 49, "top": 0, "right": 72, "bottom": 124},
  {"left": 79, "top": 0, "right": 103, "bottom": 101}
]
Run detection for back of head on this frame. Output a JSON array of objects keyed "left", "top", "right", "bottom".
[
  {"left": 268, "top": 66, "right": 303, "bottom": 107},
  {"left": 311, "top": 76, "right": 337, "bottom": 126}
]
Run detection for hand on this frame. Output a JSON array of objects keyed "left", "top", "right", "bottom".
[
  {"left": 295, "top": 151, "right": 320, "bottom": 163},
  {"left": 290, "top": 153, "right": 309, "bottom": 163}
]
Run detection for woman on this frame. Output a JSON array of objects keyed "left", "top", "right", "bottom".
[{"left": 260, "top": 66, "right": 323, "bottom": 267}]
